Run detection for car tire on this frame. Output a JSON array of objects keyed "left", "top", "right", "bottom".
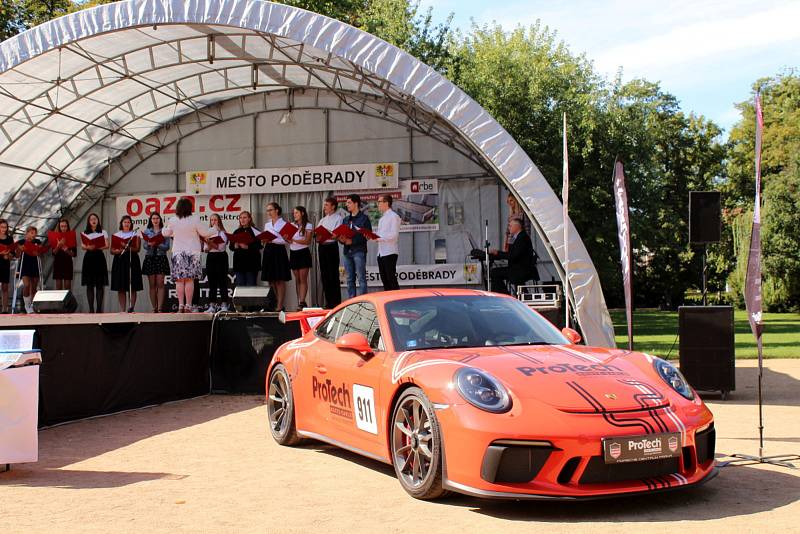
[
  {"left": 390, "top": 387, "right": 448, "bottom": 500},
  {"left": 267, "top": 364, "right": 302, "bottom": 446}
]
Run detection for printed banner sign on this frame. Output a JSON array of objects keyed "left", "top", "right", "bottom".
[
  {"left": 336, "top": 178, "right": 439, "bottom": 232},
  {"left": 613, "top": 161, "right": 633, "bottom": 350},
  {"left": 340, "top": 262, "right": 481, "bottom": 287},
  {"left": 116, "top": 193, "right": 251, "bottom": 228},
  {"left": 186, "top": 163, "right": 398, "bottom": 195}
]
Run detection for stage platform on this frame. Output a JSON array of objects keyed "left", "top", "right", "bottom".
[{"left": 2, "top": 311, "right": 300, "bottom": 427}]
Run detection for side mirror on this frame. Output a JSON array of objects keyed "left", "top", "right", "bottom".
[
  {"left": 335, "top": 332, "right": 374, "bottom": 358},
  {"left": 561, "top": 327, "right": 582, "bottom": 345}
]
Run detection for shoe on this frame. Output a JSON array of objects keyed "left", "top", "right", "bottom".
[
  {"left": 220, "top": 302, "right": 229, "bottom": 312},
  {"left": 204, "top": 303, "right": 217, "bottom": 313},
  {"left": 299, "top": 301, "right": 307, "bottom": 309},
  {"left": 177, "top": 305, "right": 185, "bottom": 313}
]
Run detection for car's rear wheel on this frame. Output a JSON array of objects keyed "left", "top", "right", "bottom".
[
  {"left": 390, "top": 387, "right": 447, "bottom": 500},
  {"left": 267, "top": 364, "right": 301, "bottom": 446}
]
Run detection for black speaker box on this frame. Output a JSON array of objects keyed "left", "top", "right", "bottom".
[
  {"left": 232, "top": 286, "right": 275, "bottom": 312},
  {"left": 32, "top": 289, "right": 78, "bottom": 313},
  {"left": 689, "top": 191, "right": 721, "bottom": 244},
  {"left": 678, "top": 305, "right": 735, "bottom": 397}
]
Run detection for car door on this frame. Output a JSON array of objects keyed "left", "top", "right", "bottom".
[
  {"left": 317, "top": 301, "right": 387, "bottom": 458},
  {"left": 295, "top": 306, "right": 350, "bottom": 435}
]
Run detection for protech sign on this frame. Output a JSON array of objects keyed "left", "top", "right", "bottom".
[{"left": 186, "top": 163, "right": 398, "bottom": 195}]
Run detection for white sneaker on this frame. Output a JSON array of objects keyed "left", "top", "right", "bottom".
[
  {"left": 219, "top": 302, "right": 229, "bottom": 312},
  {"left": 204, "top": 303, "right": 217, "bottom": 313}
]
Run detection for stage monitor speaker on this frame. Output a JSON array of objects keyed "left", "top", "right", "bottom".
[
  {"left": 32, "top": 289, "right": 78, "bottom": 313},
  {"left": 678, "top": 305, "right": 735, "bottom": 397},
  {"left": 232, "top": 286, "right": 273, "bottom": 312},
  {"left": 689, "top": 191, "right": 721, "bottom": 244}
]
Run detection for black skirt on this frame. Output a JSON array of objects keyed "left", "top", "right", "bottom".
[
  {"left": 261, "top": 243, "right": 292, "bottom": 282},
  {"left": 111, "top": 251, "right": 143, "bottom": 291},
  {"left": 206, "top": 251, "right": 229, "bottom": 279},
  {"left": 289, "top": 248, "right": 312, "bottom": 270},
  {"left": 53, "top": 249, "right": 75, "bottom": 280},
  {"left": 82, "top": 249, "right": 108, "bottom": 287},
  {"left": 142, "top": 254, "right": 170, "bottom": 275},
  {"left": 0, "top": 236, "right": 13, "bottom": 283}
]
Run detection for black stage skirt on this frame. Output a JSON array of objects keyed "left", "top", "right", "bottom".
[
  {"left": 81, "top": 249, "right": 108, "bottom": 287},
  {"left": 0, "top": 258, "right": 9, "bottom": 284},
  {"left": 53, "top": 249, "right": 75, "bottom": 280},
  {"left": 289, "top": 248, "right": 312, "bottom": 270},
  {"left": 206, "top": 251, "right": 229, "bottom": 279},
  {"left": 142, "top": 253, "right": 170, "bottom": 275},
  {"left": 19, "top": 251, "right": 40, "bottom": 278},
  {"left": 111, "top": 251, "right": 143, "bottom": 291},
  {"left": 261, "top": 243, "right": 292, "bottom": 282}
]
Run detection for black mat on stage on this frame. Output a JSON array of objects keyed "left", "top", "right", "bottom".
[
  {"left": 21, "top": 321, "right": 211, "bottom": 427},
  {"left": 209, "top": 314, "right": 301, "bottom": 394}
]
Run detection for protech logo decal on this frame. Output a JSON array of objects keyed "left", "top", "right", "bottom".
[
  {"left": 312, "top": 376, "right": 353, "bottom": 419},
  {"left": 516, "top": 363, "right": 626, "bottom": 376}
]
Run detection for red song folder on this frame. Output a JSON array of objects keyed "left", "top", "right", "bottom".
[
  {"left": 314, "top": 225, "right": 333, "bottom": 242},
  {"left": 254, "top": 230, "right": 278, "bottom": 243},
  {"left": 278, "top": 222, "right": 298, "bottom": 241},
  {"left": 141, "top": 232, "right": 165, "bottom": 247},
  {"left": 21, "top": 242, "right": 48, "bottom": 256},
  {"left": 332, "top": 224, "right": 356, "bottom": 239},
  {"left": 0, "top": 243, "right": 14, "bottom": 255},
  {"left": 226, "top": 230, "right": 256, "bottom": 245},
  {"left": 47, "top": 230, "right": 77, "bottom": 250},
  {"left": 80, "top": 232, "right": 106, "bottom": 248},
  {"left": 207, "top": 234, "right": 225, "bottom": 245},
  {"left": 356, "top": 227, "right": 381, "bottom": 240},
  {"left": 111, "top": 234, "right": 138, "bottom": 250}
]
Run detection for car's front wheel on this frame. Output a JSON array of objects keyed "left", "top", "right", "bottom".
[
  {"left": 267, "top": 364, "right": 302, "bottom": 446},
  {"left": 390, "top": 387, "right": 447, "bottom": 499}
]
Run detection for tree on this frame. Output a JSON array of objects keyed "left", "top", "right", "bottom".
[{"left": 724, "top": 73, "right": 800, "bottom": 310}]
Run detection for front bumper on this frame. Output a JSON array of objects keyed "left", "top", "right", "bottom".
[{"left": 436, "top": 402, "right": 716, "bottom": 499}]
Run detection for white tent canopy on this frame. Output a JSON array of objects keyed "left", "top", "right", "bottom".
[{"left": 0, "top": 0, "right": 615, "bottom": 347}]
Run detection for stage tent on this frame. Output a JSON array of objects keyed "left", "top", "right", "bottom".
[{"left": 0, "top": 0, "right": 615, "bottom": 347}]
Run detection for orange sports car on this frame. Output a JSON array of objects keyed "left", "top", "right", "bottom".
[{"left": 266, "top": 289, "right": 716, "bottom": 500}]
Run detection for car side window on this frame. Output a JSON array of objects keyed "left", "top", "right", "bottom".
[
  {"left": 328, "top": 302, "right": 383, "bottom": 351},
  {"left": 315, "top": 307, "right": 349, "bottom": 342}
]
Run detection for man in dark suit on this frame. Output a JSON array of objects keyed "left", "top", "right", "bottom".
[{"left": 489, "top": 218, "right": 539, "bottom": 295}]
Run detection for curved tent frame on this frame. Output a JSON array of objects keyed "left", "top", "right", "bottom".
[{"left": 0, "top": 0, "right": 614, "bottom": 347}]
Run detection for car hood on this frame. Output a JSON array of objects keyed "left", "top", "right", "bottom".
[{"left": 405, "top": 345, "right": 669, "bottom": 412}]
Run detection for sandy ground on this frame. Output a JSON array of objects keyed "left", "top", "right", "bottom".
[{"left": 1, "top": 359, "right": 798, "bottom": 533}]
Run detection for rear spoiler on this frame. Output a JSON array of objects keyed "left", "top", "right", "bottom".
[{"left": 279, "top": 308, "right": 329, "bottom": 335}]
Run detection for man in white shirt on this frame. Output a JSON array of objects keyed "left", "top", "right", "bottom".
[
  {"left": 317, "top": 196, "right": 343, "bottom": 308},
  {"left": 373, "top": 194, "right": 401, "bottom": 291}
]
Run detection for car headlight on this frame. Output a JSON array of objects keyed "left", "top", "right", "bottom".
[
  {"left": 454, "top": 368, "right": 511, "bottom": 413},
  {"left": 653, "top": 358, "right": 694, "bottom": 400}
]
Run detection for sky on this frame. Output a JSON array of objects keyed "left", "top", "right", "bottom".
[{"left": 418, "top": 0, "right": 800, "bottom": 136}]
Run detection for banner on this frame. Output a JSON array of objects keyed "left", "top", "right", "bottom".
[
  {"left": 613, "top": 160, "right": 633, "bottom": 350},
  {"left": 340, "top": 262, "right": 482, "bottom": 287},
  {"left": 186, "top": 163, "right": 398, "bottom": 195},
  {"left": 745, "top": 93, "right": 764, "bottom": 342},
  {"left": 336, "top": 178, "right": 439, "bottom": 232},
  {"left": 562, "top": 112, "right": 570, "bottom": 328},
  {"left": 116, "top": 193, "right": 251, "bottom": 228}
]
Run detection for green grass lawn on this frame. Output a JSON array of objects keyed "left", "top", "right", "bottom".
[{"left": 609, "top": 309, "right": 800, "bottom": 359}]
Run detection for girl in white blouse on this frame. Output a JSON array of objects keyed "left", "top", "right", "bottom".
[
  {"left": 288, "top": 206, "right": 313, "bottom": 309},
  {"left": 162, "top": 198, "right": 212, "bottom": 312},
  {"left": 261, "top": 202, "right": 292, "bottom": 312}
]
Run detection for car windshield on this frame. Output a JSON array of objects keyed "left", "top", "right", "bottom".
[{"left": 385, "top": 295, "right": 569, "bottom": 350}]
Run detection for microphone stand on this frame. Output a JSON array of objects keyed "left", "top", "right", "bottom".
[{"left": 484, "top": 219, "right": 491, "bottom": 292}]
